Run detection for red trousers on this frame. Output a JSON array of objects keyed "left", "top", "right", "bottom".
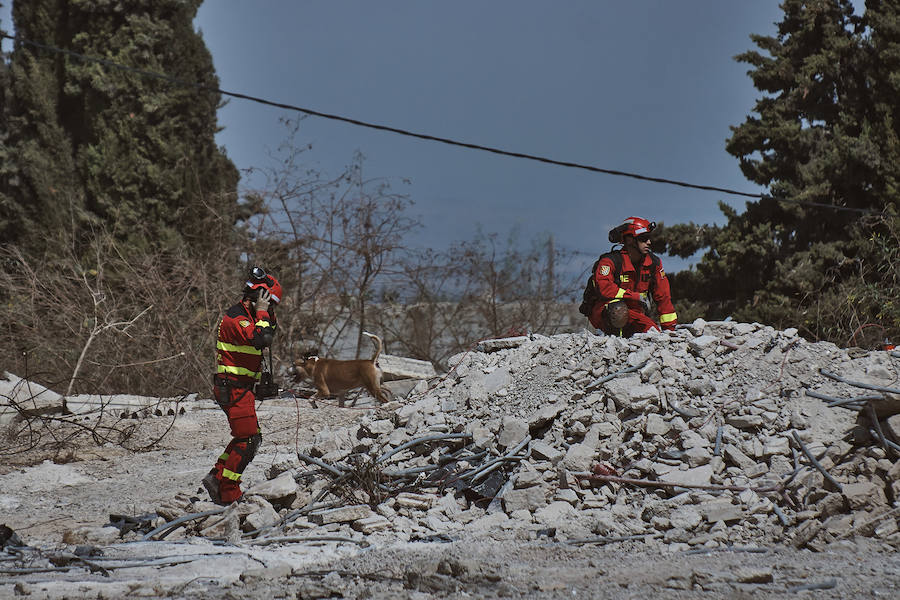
[{"left": 212, "top": 384, "right": 261, "bottom": 503}]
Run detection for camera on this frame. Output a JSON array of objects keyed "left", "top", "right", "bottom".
[{"left": 255, "top": 372, "right": 279, "bottom": 399}]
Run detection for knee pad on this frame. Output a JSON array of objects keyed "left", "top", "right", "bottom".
[
  {"left": 247, "top": 432, "right": 262, "bottom": 459},
  {"left": 231, "top": 432, "right": 262, "bottom": 474}
]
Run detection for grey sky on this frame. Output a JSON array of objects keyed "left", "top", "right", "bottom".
[
  {"left": 193, "top": 1, "right": 786, "bottom": 273},
  {"left": 2, "top": 2, "right": 791, "bottom": 272}
]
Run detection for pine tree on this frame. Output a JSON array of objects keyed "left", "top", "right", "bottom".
[{"left": 666, "top": 0, "right": 900, "bottom": 344}]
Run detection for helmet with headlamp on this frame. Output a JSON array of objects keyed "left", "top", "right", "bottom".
[
  {"left": 608, "top": 216, "right": 656, "bottom": 243},
  {"left": 243, "top": 266, "right": 282, "bottom": 305}
]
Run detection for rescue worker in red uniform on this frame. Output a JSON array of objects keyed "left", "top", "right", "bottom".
[
  {"left": 585, "top": 217, "right": 677, "bottom": 337},
  {"left": 202, "top": 267, "right": 281, "bottom": 504}
]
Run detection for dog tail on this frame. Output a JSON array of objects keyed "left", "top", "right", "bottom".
[{"left": 362, "top": 331, "right": 383, "bottom": 362}]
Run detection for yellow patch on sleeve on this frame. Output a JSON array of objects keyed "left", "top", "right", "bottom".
[{"left": 239, "top": 319, "right": 251, "bottom": 328}]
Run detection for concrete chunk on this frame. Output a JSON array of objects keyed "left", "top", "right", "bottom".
[
  {"left": 528, "top": 400, "right": 566, "bottom": 429},
  {"left": 603, "top": 375, "right": 659, "bottom": 411},
  {"left": 377, "top": 354, "right": 437, "bottom": 380},
  {"left": 530, "top": 441, "right": 564, "bottom": 465},
  {"left": 497, "top": 416, "right": 529, "bottom": 448},
  {"left": 503, "top": 486, "right": 547, "bottom": 513},
  {"left": 645, "top": 413, "right": 670, "bottom": 436},
  {"left": 396, "top": 492, "right": 434, "bottom": 510},
  {"left": 245, "top": 471, "right": 298, "bottom": 500},
  {"left": 726, "top": 414, "right": 764, "bottom": 429},
  {"left": 723, "top": 444, "right": 756, "bottom": 470},
  {"left": 688, "top": 335, "right": 719, "bottom": 357},
  {"left": 659, "top": 464, "right": 713, "bottom": 487},
  {"left": 842, "top": 481, "right": 887, "bottom": 509},
  {"left": 352, "top": 514, "right": 392, "bottom": 533},
  {"left": 0, "top": 373, "right": 64, "bottom": 423},
  {"left": 475, "top": 336, "right": 529, "bottom": 352},
  {"left": 309, "top": 504, "right": 374, "bottom": 525},
  {"left": 561, "top": 443, "right": 595, "bottom": 472},
  {"left": 698, "top": 501, "right": 745, "bottom": 523}
]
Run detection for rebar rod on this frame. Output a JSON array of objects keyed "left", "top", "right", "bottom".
[
  {"left": 585, "top": 360, "right": 649, "bottom": 390},
  {"left": 375, "top": 432, "right": 471, "bottom": 464},
  {"left": 576, "top": 473, "right": 781, "bottom": 494},
  {"left": 772, "top": 503, "right": 789, "bottom": 527},
  {"left": 567, "top": 533, "right": 661, "bottom": 546},
  {"left": 468, "top": 435, "right": 531, "bottom": 483},
  {"left": 868, "top": 429, "right": 900, "bottom": 453},
  {"left": 714, "top": 425, "right": 723, "bottom": 456},
  {"left": 248, "top": 535, "right": 368, "bottom": 547},
  {"left": 805, "top": 389, "right": 883, "bottom": 407},
  {"left": 141, "top": 508, "right": 226, "bottom": 541},
  {"left": 819, "top": 369, "right": 900, "bottom": 394},
  {"left": 296, "top": 452, "right": 347, "bottom": 477},
  {"left": 790, "top": 431, "right": 842, "bottom": 493}
]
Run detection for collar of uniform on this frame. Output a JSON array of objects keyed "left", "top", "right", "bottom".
[{"left": 619, "top": 249, "right": 652, "bottom": 271}]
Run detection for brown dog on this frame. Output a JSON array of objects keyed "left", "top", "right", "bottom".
[{"left": 291, "top": 332, "right": 391, "bottom": 405}]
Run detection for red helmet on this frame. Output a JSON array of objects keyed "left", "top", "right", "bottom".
[
  {"left": 608, "top": 216, "right": 656, "bottom": 243},
  {"left": 244, "top": 266, "right": 282, "bottom": 305}
]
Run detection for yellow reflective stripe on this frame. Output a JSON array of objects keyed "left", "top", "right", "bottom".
[
  {"left": 216, "top": 365, "right": 262, "bottom": 379},
  {"left": 219, "top": 453, "right": 229, "bottom": 461},
  {"left": 615, "top": 288, "right": 627, "bottom": 299},
  {"left": 659, "top": 312, "right": 678, "bottom": 323},
  {"left": 222, "top": 469, "right": 242, "bottom": 482},
  {"left": 255, "top": 319, "right": 270, "bottom": 328},
  {"left": 216, "top": 341, "right": 262, "bottom": 356}
]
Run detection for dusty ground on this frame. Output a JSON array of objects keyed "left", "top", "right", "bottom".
[{"left": 2, "top": 394, "right": 899, "bottom": 599}]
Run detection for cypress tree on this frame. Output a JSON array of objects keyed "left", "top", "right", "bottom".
[{"left": 1, "top": 0, "right": 239, "bottom": 254}]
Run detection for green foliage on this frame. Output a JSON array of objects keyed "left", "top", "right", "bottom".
[
  {"left": 672, "top": 0, "right": 900, "bottom": 348},
  {"left": 1, "top": 0, "right": 239, "bottom": 255},
  {"left": 0, "top": 0, "right": 258, "bottom": 395}
]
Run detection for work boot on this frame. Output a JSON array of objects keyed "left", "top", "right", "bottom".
[{"left": 201, "top": 470, "right": 222, "bottom": 504}]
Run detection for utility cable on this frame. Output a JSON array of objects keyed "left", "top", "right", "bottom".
[{"left": 0, "top": 32, "right": 884, "bottom": 216}]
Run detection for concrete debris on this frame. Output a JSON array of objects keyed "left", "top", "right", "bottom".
[
  {"left": 118, "top": 321, "right": 895, "bottom": 555},
  {"left": 6, "top": 320, "right": 899, "bottom": 589},
  {"left": 136, "top": 322, "right": 898, "bottom": 552},
  {"left": 378, "top": 354, "right": 438, "bottom": 381},
  {"left": 0, "top": 372, "right": 64, "bottom": 423},
  {"left": 474, "top": 335, "right": 531, "bottom": 352}
]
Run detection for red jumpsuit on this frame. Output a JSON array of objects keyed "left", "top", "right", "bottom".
[
  {"left": 588, "top": 250, "right": 677, "bottom": 336},
  {"left": 209, "top": 301, "right": 275, "bottom": 503}
]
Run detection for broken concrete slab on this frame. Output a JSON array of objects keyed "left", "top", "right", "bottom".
[
  {"left": 475, "top": 336, "right": 530, "bottom": 352},
  {"left": 309, "top": 504, "right": 374, "bottom": 525},
  {"left": 0, "top": 372, "right": 64, "bottom": 423},
  {"left": 377, "top": 354, "right": 437, "bottom": 380}
]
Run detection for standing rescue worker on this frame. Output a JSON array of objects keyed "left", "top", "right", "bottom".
[
  {"left": 580, "top": 217, "right": 677, "bottom": 337},
  {"left": 201, "top": 267, "right": 281, "bottom": 504}
]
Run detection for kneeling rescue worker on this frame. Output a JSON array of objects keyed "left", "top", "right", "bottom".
[
  {"left": 579, "top": 216, "right": 678, "bottom": 337},
  {"left": 202, "top": 267, "right": 281, "bottom": 504}
]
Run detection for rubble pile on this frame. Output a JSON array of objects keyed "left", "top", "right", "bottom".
[{"left": 133, "top": 320, "right": 900, "bottom": 553}]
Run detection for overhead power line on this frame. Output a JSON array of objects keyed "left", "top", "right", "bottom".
[{"left": 0, "top": 32, "right": 883, "bottom": 216}]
